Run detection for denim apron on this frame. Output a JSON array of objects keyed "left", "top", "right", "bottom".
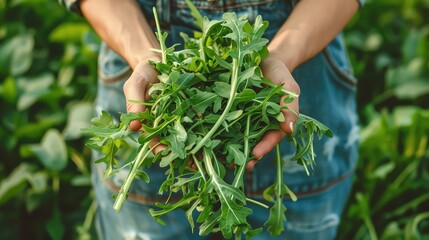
[{"left": 92, "top": 1, "right": 360, "bottom": 239}]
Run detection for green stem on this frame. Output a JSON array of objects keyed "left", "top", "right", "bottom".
[
  {"left": 82, "top": 198, "right": 96, "bottom": 231},
  {"left": 153, "top": 7, "right": 167, "bottom": 64},
  {"left": 375, "top": 158, "right": 419, "bottom": 212},
  {"left": 234, "top": 227, "right": 242, "bottom": 240},
  {"left": 150, "top": 195, "right": 199, "bottom": 218},
  {"left": 232, "top": 115, "right": 250, "bottom": 188},
  {"left": 202, "top": 148, "right": 242, "bottom": 225},
  {"left": 192, "top": 154, "right": 207, "bottom": 182},
  {"left": 246, "top": 197, "right": 269, "bottom": 209},
  {"left": 275, "top": 145, "right": 282, "bottom": 198},
  {"left": 52, "top": 173, "right": 60, "bottom": 193},
  {"left": 363, "top": 216, "right": 378, "bottom": 240},
  {"left": 113, "top": 141, "right": 151, "bottom": 212},
  {"left": 191, "top": 58, "right": 239, "bottom": 155}
]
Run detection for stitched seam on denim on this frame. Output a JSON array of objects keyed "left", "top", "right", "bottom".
[
  {"left": 105, "top": 179, "right": 183, "bottom": 204},
  {"left": 97, "top": 165, "right": 183, "bottom": 204},
  {"left": 98, "top": 66, "right": 132, "bottom": 83},
  {"left": 322, "top": 49, "right": 357, "bottom": 89},
  {"left": 247, "top": 169, "right": 354, "bottom": 198},
  {"left": 173, "top": 0, "right": 276, "bottom": 10}
]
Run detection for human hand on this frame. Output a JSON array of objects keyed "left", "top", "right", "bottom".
[
  {"left": 246, "top": 55, "right": 300, "bottom": 171},
  {"left": 123, "top": 56, "right": 166, "bottom": 154}
]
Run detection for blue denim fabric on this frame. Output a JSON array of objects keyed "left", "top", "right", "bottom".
[{"left": 92, "top": 0, "right": 359, "bottom": 239}]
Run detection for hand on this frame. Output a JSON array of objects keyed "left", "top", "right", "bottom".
[
  {"left": 123, "top": 56, "right": 166, "bottom": 154},
  {"left": 246, "top": 55, "right": 300, "bottom": 171}
]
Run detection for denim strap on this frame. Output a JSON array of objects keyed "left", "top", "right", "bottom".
[{"left": 156, "top": 0, "right": 171, "bottom": 27}]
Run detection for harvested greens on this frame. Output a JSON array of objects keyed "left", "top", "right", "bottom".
[{"left": 83, "top": 3, "right": 332, "bottom": 239}]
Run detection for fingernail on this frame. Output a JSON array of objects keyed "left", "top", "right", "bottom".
[
  {"left": 289, "top": 121, "right": 294, "bottom": 134},
  {"left": 246, "top": 162, "right": 255, "bottom": 172}
]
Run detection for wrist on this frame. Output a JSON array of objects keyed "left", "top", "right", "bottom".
[
  {"left": 128, "top": 52, "right": 161, "bottom": 70},
  {"left": 267, "top": 45, "right": 303, "bottom": 73}
]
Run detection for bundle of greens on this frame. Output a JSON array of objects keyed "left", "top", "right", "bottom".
[{"left": 83, "top": 3, "right": 332, "bottom": 239}]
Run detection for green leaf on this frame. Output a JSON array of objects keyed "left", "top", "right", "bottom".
[
  {"left": 213, "top": 82, "right": 231, "bottom": 98},
  {"left": 139, "top": 115, "right": 177, "bottom": 143},
  {"left": 226, "top": 110, "right": 243, "bottom": 122},
  {"left": 49, "top": 23, "right": 89, "bottom": 43},
  {"left": 225, "top": 144, "right": 246, "bottom": 166},
  {"left": 162, "top": 132, "right": 185, "bottom": 164},
  {"left": 57, "top": 65, "right": 75, "bottom": 87},
  {"left": 17, "top": 73, "right": 54, "bottom": 110},
  {"left": 174, "top": 73, "right": 195, "bottom": 90},
  {"left": 393, "top": 79, "right": 429, "bottom": 99},
  {"left": 136, "top": 170, "right": 150, "bottom": 183},
  {"left": 219, "top": 201, "right": 252, "bottom": 239},
  {"left": 0, "top": 76, "right": 18, "bottom": 104},
  {"left": 91, "top": 111, "right": 115, "bottom": 127},
  {"left": 94, "top": 138, "right": 120, "bottom": 178},
  {"left": 27, "top": 129, "right": 68, "bottom": 171},
  {"left": 0, "top": 163, "right": 35, "bottom": 205},
  {"left": 0, "top": 34, "right": 34, "bottom": 75},
  {"left": 189, "top": 88, "right": 218, "bottom": 114},
  {"left": 63, "top": 102, "right": 93, "bottom": 140},
  {"left": 46, "top": 208, "right": 65, "bottom": 240},
  {"left": 199, "top": 211, "right": 221, "bottom": 236},
  {"left": 237, "top": 66, "right": 257, "bottom": 83},
  {"left": 252, "top": 15, "right": 269, "bottom": 39},
  {"left": 221, "top": 12, "right": 247, "bottom": 44},
  {"left": 70, "top": 175, "right": 92, "bottom": 186},
  {"left": 369, "top": 162, "right": 395, "bottom": 180},
  {"left": 185, "top": 0, "right": 203, "bottom": 30},
  {"left": 264, "top": 199, "right": 286, "bottom": 236},
  {"left": 233, "top": 89, "right": 257, "bottom": 108}
]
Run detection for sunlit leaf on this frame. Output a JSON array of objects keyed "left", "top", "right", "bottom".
[{"left": 27, "top": 129, "right": 68, "bottom": 171}]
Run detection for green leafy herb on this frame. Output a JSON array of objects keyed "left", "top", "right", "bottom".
[{"left": 82, "top": 3, "right": 332, "bottom": 239}]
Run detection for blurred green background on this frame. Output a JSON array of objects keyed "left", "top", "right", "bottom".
[{"left": 0, "top": 0, "right": 428, "bottom": 239}]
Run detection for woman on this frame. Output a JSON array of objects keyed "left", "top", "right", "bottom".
[{"left": 62, "top": 0, "right": 364, "bottom": 239}]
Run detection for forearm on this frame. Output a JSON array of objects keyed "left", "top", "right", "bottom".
[
  {"left": 80, "top": 0, "right": 159, "bottom": 69},
  {"left": 268, "top": 0, "right": 359, "bottom": 72}
]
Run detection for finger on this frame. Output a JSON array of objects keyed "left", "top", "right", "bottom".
[
  {"left": 123, "top": 63, "right": 159, "bottom": 131},
  {"left": 246, "top": 160, "right": 256, "bottom": 171},
  {"left": 280, "top": 94, "right": 299, "bottom": 134},
  {"left": 229, "top": 162, "right": 235, "bottom": 169},
  {"left": 251, "top": 130, "right": 285, "bottom": 159},
  {"left": 246, "top": 130, "right": 285, "bottom": 171},
  {"left": 261, "top": 58, "right": 300, "bottom": 134},
  {"left": 187, "top": 159, "right": 193, "bottom": 167},
  {"left": 149, "top": 136, "right": 167, "bottom": 155}
]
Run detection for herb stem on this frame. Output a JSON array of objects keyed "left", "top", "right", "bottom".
[
  {"left": 246, "top": 197, "right": 269, "bottom": 209},
  {"left": 153, "top": 7, "right": 167, "bottom": 64},
  {"left": 82, "top": 198, "right": 96, "bottom": 231},
  {"left": 275, "top": 144, "right": 282, "bottom": 198},
  {"left": 232, "top": 115, "right": 250, "bottom": 188},
  {"left": 113, "top": 141, "right": 151, "bottom": 212},
  {"left": 192, "top": 154, "right": 207, "bottom": 182},
  {"left": 190, "top": 58, "right": 239, "bottom": 155}
]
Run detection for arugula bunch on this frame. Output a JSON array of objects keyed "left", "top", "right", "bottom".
[{"left": 83, "top": 3, "right": 332, "bottom": 239}]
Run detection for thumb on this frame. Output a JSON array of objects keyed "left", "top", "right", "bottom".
[
  {"left": 280, "top": 93, "right": 299, "bottom": 134},
  {"left": 123, "top": 62, "right": 159, "bottom": 131}
]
